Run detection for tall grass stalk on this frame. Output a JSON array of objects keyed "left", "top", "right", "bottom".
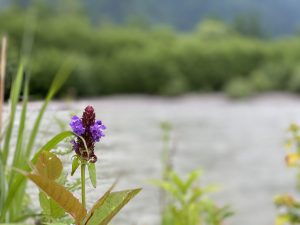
[{"left": 0, "top": 36, "right": 7, "bottom": 138}]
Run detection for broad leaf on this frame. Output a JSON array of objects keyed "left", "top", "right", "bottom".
[
  {"left": 85, "top": 188, "right": 141, "bottom": 225},
  {"left": 39, "top": 192, "right": 65, "bottom": 218},
  {"left": 26, "top": 173, "right": 87, "bottom": 223},
  {"left": 35, "top": 152, "right": 63, "bottom": 180},
  {"left": 88, "top": 163, "right": 96, "bottom": 188}
]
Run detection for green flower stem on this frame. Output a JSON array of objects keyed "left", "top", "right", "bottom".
[{"left": 81, "top": 162, "right": 86, "bottom": 208}]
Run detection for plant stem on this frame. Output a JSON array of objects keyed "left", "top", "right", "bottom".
[{"left": 81, "top": 162, "right": 86, "bottom": 208}]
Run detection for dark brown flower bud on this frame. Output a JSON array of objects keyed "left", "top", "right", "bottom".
[
  {"left": 89, "top": 154, "right": 97, "bottom": 163},
  {"left": 82, "top": 105, "right": 95, "bottom": 128}
]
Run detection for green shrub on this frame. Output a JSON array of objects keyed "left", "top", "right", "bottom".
[
  {"left": 288, "top": 66, "right": 300, "bottom": 92},
  {"left": 225, "top": 78, "right": 255, "bottom": 98}
]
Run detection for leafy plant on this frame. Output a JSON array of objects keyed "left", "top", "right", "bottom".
[
  {"left": 153, "top": 170, "right": 232, "bottom": 225},
  {"left": 153, "top": 122, "right": 232, "bottom": 225},
  {"left": 274, "top": 124, "right": 300, "bottom": 225}
]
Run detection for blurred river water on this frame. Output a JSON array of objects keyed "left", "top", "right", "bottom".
[{"left": 10, "top": 94, "right": 300, "bottom": 225}]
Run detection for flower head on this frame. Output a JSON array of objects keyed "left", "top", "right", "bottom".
[
  {"left": 69, "top": 106, "right": 106, "bottom": 163},
  {"left": 69, "top": 116, "right": 85, "bottom": 136},
  {"left": 90, "top": 120, "right": 106, "bottom": 142}
]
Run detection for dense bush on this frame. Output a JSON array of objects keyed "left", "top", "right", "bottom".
[{"left": 2, "top": 6, "right": 300, "bottom": 98}]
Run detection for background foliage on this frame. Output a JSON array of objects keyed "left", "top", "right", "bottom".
[{"left": 2, "top": 3, "right": 300, "bottom": 98}]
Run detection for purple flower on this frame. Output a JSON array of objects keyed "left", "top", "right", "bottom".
[
  {"left": 69, "top": 115, "right": 85, "bottom": 136},
  {"left": 90, "top": 122, "right": 106, "bottom": 142},
  {"left": 69, "top": 106, "right": 106, "bottom": 163}
]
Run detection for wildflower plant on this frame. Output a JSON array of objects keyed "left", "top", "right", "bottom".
[
  {"left": 274, "top": 123, "right": 300, "bottom": 225},
  {"left": 153, "top": 169, "right": 233, "bottom": 225},
  {"left": 69, "top": 106, "right": 106, "bottom": 207},
  {"left": 152, "top": 122, "right": 233, "bottom": 225},
  {"left": 16, "top": 106, "right": 141, "bottom": 225}
]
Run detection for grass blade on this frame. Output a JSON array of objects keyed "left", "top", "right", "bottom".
[
  {"left": 0, "top": 151, "right": 5, "bottom": 210},
  {"left": 0, "top": 36, "right": 7, "bottom": 140},
  {"left": 2, "top": 63, "right": 24, "bottom": 165},
  {"left": 9, "top": 76, "right": 29, "bottom": 186},
  {"left": 7, "top": 76, "right": 29, "bottom": 220},
  {"left": 25, "top": 61, "right": 73, "bottom": 158}
]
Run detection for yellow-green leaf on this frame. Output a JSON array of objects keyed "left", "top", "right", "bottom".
[
  {"left": 289, "top": 123, "right": 299, "bottom": 133},
  {"left": 71, "top": 156, "right": 80, "bottom": 176},
  {"left": 85, "top": 188, "right": 141, "bottom": 225},
  {"left": 35, "top": 152, "right": 63, "bottom": 180},
  {"left": 274, "top": 194, "right": 296, "bottom": 207},
  {"left": 88, "top": 163, "right": 96, "bottom": 188},
  {"left": 275, "top": 215, "right": 290, "bottom": 225},
  {"left": 26, "top": 173, "right": 87, "bottom": 223},
  {"left": 285, "top": 153, "right": 300, "bottom": 167},
  {"left": 39, "top": 191, "right": 51, "bottom": 215}
]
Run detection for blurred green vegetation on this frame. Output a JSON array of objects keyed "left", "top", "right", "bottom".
[{"left": 2, "top": 5, "right": 300, "bottom": 98}]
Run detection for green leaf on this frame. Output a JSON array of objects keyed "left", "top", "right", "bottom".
[
  {"left": 32, "top": 131, "right": 75, "bottom": 164},
  {"left": 184, "top": 170, "right": 202, "bottom": 192},
  {"left": 85, "top": 188, "right": 141, "bottom": 225},
  {"left": 10, "top": 76, "right": 29, "bottom": 182},
  {"left": 88, "top": 163, "right": 96, "bottom": 188},
  {"left": 39, "top": 191, "right": 66, "bottom": 219},
  {"left": 150, "top": 179, "right": 184, "bottom": 204},
  {"left": 71, "top": 156, "right": 80, "bottom": 176},
  {"left": 0, "top": 152, "right": 5, "bottom": 210},
  {"left": 6, "top": 78, "right": 29, "bottom": 218},
  {"left": 39, "top": 192, "right": 51, "bottom": 215},
  {"left": 170, "top": 172, "right": 186, "bottom": 193},
  {"left": 49, "top": 198, "right": 65, "bottom": 218}
]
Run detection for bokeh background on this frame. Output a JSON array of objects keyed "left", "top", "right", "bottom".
[
  {"left": 2, "top": 1, "right": 300, "bottom": 225},
  {"left": 3, "top": 0, "right": 300, "bottom": 98}
]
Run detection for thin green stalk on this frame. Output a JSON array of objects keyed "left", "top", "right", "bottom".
[
  {"left": 9, "top": 76, "right": 29, "bottom": 186},
  {"left": 0, "top": 36, "right": 7, "bottom": 140},
  {"left": 81, "top": 162, "right": 86, "bottom": 209},
  {"left": 2, "top": 63, "right": 24, "bottom": 165},
  {"left": 24, "top": 61, "right": 73, "bottom": 158}
]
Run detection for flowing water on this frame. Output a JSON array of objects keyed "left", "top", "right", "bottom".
[{"left": 14, "top": 94, "right": 300, "bottom": 225}]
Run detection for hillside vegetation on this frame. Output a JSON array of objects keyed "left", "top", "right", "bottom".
[{"left": 2, "top": 7, "right": 300, "bottom": 98}]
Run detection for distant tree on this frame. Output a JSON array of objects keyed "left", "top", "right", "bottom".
[
  {"left": 12, "top": 0, "right": 31, "bottom": 8},
  {"left": 125, "top": 15, "right": 151, "bottom": 29},
  {"left": 233, "top": 13, "right": 265, "bottom": 38},
  {"left": 196, "top": 19, "right": 237, "bottom": 39}
]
